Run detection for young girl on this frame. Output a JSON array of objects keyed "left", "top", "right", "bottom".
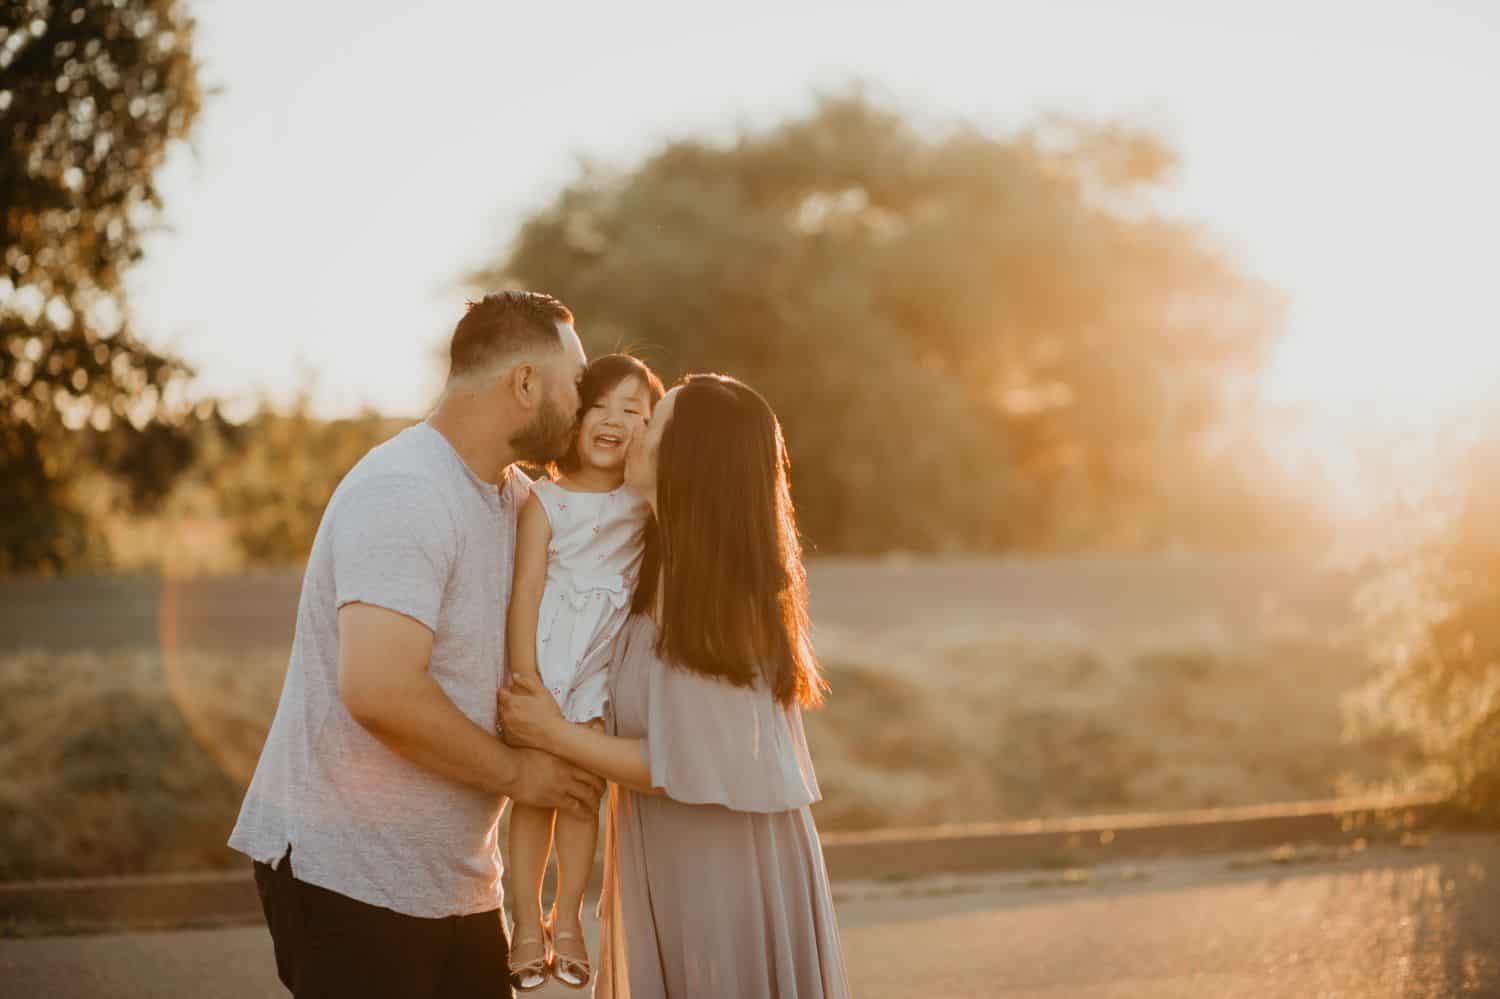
[{"left": 505, "top": 353, "right": 664, "bottom": 992}]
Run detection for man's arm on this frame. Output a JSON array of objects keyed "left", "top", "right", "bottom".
[{"left": 337, "top": 602, "right": 601, "bottom": 816}]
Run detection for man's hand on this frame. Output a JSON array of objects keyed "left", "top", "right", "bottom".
[
  {"left": 498, "top": 671, "right": 566, "bottom": 750},
  {"left": 508, "top": 747, "right": 605, "bottom": 818}
]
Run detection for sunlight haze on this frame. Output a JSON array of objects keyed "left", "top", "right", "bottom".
[{"left": 127, "top": 0, "right": 1499, "bottom": 423}]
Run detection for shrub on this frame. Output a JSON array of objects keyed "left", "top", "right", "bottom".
[{"left": 1347, "top": 433, "right": 1500, "bottom": 819}]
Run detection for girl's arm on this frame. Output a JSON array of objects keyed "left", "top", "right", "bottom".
[
  {"left": 506, "top": 493, "right": 551, "bottom": 683},
  {"left": 499, "top": 672, "right": 661, "bottom": 794}
]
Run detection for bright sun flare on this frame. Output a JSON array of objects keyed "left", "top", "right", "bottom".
[{"left": 1263, "top": 246, "right": 1498, "bottom": 426}]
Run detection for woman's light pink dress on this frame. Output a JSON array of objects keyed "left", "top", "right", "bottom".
[{"left": 596, "top": 614, "right": 851, "bottom": 998}]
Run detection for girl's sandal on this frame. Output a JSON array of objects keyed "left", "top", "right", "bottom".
[
  {"left": 508, "top": 929, "right": 552, "bottom": 993},
  {"left": 545, "top": 915, "right": 592, "bottom": 990}
]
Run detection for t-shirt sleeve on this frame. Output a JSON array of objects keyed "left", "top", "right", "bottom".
[{"left": 330, "top": 474, "right": 455, "bottom": 632}]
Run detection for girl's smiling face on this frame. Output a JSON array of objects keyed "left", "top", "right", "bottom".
[{"left": 575, "top": 375, "right": 651, "bottom": 474}]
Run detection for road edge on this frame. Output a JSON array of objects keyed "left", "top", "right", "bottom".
[{"left": 0, "top": 794, "right": 1453, "bottom": 936}]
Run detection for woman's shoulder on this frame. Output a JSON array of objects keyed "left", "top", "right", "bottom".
[
  {"left": 614, "top": 612, "right": 655, "bottom": 653},
  {"left": 613, "top": 615, "right": 675, "bottom": 674},
  {"left": 618, "top": 619, "right": 769, "bottom": 696}
]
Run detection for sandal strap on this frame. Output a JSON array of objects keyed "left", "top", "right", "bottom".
[
  {"left": 550, "top": 926, "right": 590, "bottom": 969},
  {"left": 545, "top": 914, "right": 591, "bottom": 978},
  {"left": 509, "top": 932, "right": 551, "bottom": 974}
]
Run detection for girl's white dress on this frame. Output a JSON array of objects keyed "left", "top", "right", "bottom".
[{"left": 529, "top": 478, "right": 651, "bottom": 724}]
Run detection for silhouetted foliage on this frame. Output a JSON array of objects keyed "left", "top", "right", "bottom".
[
  {"left": 1352, "top": 431, "right": 1500, "bottom": 819},
  {"left": 1, "top": 0, "right": 202, "bottom": 572},
  {"left": 203, "top": 399, "right": 405, "bottom": 565},
  {"left": 474, "top": 95, "right": 1285, "bottom": 552}
]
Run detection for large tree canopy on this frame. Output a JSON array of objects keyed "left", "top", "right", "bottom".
[
  {"left": 2, "top": 0, "right": 201, "bottom": 572},
  {"left": 475, "top": 96, "right": 1284, "bottom": 552}
]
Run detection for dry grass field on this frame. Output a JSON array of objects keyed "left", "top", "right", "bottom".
[{"left": 0, "top": 555, "right": 1418, "bottom": 880}]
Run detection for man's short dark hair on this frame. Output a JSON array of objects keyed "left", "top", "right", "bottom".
[{"left": 447, "top": 291, "right": 574, "bottom": 380}]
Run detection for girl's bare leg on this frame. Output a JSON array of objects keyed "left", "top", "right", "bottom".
[
  {"left": 549, "top": 804, "right": 599, "bottom": 984},
  {"left": 549, "top": 718, "right": 604, "bottom": 985},
  {"left": 507, "top": 804, "right": 556, "bottom": 982}
]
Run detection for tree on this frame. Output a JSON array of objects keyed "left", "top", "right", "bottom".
[
  {"left": 1349, "top": 427, "right": 1500, "bottom": 818},
  {"left": 1, "top": 0, "right": 202, "bottom": 572},
  {"left": 472, "top": 95, "right": 1284, "bottom": 552},
  {"left": 203, "top": 399, "right": 404, "bottom": 566}
]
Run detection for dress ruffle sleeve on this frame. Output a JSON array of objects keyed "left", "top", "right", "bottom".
[{"left": 613, "top": 617, "right": 822, "bottom": 814}]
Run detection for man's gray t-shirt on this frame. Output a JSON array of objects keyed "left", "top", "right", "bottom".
[{"left": 229, "top": 422, "right": 529, "bottom": 918}]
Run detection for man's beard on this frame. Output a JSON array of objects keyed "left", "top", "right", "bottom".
[{"left": 511, "top": 395, "right": 576, "bottom": 464}]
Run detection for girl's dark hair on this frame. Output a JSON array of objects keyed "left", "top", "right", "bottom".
[
  {"left": 553, "top": 353, "right": 665, "bottom": 476},
  {"left": 632, "top": 373, "right": 826, "bottom": 709}
]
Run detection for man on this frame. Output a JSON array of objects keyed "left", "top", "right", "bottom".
[{"left": 229, "top": 291, "right": 601, "bottom": 998}]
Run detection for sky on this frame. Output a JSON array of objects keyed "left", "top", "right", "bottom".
[{"left": 128, "top": 0, "right": 1500, "bottom": 421}]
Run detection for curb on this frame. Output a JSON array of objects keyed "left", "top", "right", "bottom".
[
  {"left": 817, "top": 793, "right": 1446, "bottom": 881},
  {"left": 0, "top": 795, "right": 1448, "bottom": 936},
  {"left": 0, "top": 869, "right": 265, "bottom": 936}
]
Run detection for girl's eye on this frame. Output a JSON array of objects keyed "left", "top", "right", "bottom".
[
  {"left": 591, "top": 402, "right": 605, "bottom": 409},
  {"left": 625, "top": 409, "right": 640, "bottom": 416}
]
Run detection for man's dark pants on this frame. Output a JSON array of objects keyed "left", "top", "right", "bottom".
[{"left": 253, "top": 849, "right": 513, "bottom": 998}]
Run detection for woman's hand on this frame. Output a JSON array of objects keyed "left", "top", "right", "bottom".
[{"left": 498, "top": 672, "right": 566, "bottom": 751}]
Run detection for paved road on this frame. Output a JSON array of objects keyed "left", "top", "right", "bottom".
[{"left": 4, "top": 835, "right": 1498, "bottom": 998}]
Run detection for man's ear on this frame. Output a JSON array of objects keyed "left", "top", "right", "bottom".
[{"left": 510, "top": 362, "right": 539, "bottom": 410}]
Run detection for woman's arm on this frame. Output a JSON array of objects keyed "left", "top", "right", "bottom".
[
  {"left": 550, "top": 717, "right": 659, "bottom": 794},
  {"left": 499, "top": 672, "right": 661, "bottom": 794},
  {"left": 506, "top": 493, "right": 551, "bottom": 683}
]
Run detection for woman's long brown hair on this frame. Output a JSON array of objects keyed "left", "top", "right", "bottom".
[{"left": 631, "top": 374, "right": 826, "bottom": 709}]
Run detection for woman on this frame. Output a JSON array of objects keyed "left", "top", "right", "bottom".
[{"left": 499, "top": 373, "right": 851, "bottom": 998}]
